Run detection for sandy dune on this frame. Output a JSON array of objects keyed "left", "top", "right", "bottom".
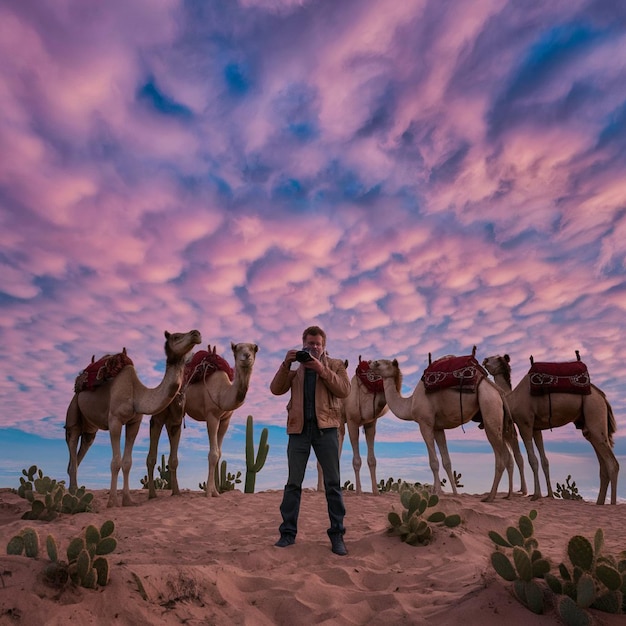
[{"left": 1, "top": 487, "right": 624, "bottom": 625}]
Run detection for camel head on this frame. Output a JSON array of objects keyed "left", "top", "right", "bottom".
[
  {"left": 164, "top": 329, "right": 202, "bottom": 365},
  {"left": 368, "top": 358, "right": 402, "bottom": 390},
  {"left": 231, "top": 342, "right": 259, "bottom": 370},
  {"left": 482, "top": 354, "right": 511, "bottom": 385}
]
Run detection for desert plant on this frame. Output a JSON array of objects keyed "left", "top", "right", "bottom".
[
  {"left": 488, "top": 509, "right": 550, "bottom": 614},
  {"left": 554, "top": 475, "right": 583, "bottom": 501},
  {"left": 214, "top": 459, "right": 242, "bottom": 493},
  {"left": 140, "top": 454, "right": 172, "bottom": 491},
  {"left": 14, "top": 465, "right": 93, "bottom": 519},
  {"left": 47, "top": 520, "right": 117, "bottom": 589},
  {"left": 6, "top": 527, "right": 40, "bottom": 558},
  {"left": 244, "top": 414, "right": 269, "bottom": 493},
  {"left": 378, "top": 477, "right": 403, "bottom": 493},
  {"left": 441, "top": 470, "right": 464, "bottom": 489},
  {"left": 387, "top": 483, "right": 461, "bottom": 546},
  {"left": 544, "top": 529, "right": 626, "bottom": 622},
  {"left": 7, "top": 521, "right": 117, "bottom": 591},
  {"left": 488, "top": 513, "right": 626, "bottom": 623}
]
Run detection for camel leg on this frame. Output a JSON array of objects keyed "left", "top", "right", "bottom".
[
  {"left": 363, "top": 421, "right": 379, "bottom": 495},
  {"left": 532, "top": 431, "right": 554, "bottom": 498},
  {"left": 480, "top": 422, "right": 509, "bottom": 503},
  {"left": 433, "top": 430, "right": 456, "bottom": 495},
  {"left": 107, "top": 420, "right": 123, "bottom": 508},
  {"left": 419, "top": 427, "right": 442, "bottom": 495},
  {"left": 509, "top": 435, "right": 527, "bottom": 496},
  {"left": 66, "top": 394, "right": 95, "bottom": 490},
  {"left": 165, "top": 418, "right": 183, "bottom": 497},
  {"left": 76, "top": 432, "right": 96, "bottom": 469},
  {"left": 65, "top": 427, "right": 80, "bottom": 491},
  {"left": 120, "top": 419, "right": 141, "bottom": 506},
  {"left": 205, "top": 416, "right": 223, "bottom": 497},
  {"left": 147, "top": 413, "right": 165, "bottom": 499},
  {"left": 347, "top": 418, "right": 363, "bottom": 495},
  {"left": 316, "top": 461, "right": 324, "bottom": 491},
  {"left": 520, "top": 433, "right": 543, "bottom": 501},
  {"left": 65, "top": 401, "right": 81, "bottom": 490},
  {"left": 586, "top": 437, "right": 619, "bottom": 505}
]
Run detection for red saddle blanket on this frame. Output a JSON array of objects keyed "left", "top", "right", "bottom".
[
  {"left": 356, "top": 359, "right": 384, "bottom": 394},
  {"left": 528, "top": 361, "right": 591, "bottom": 395},
  {"left": 422, "top": 354, "right": 484, "bottom": 394},
  {"left": 184, "top": 350, "right": 234, "bottom": 385},
  {"left": 74, "top": 351, "right": 134, "bottom": 393}
]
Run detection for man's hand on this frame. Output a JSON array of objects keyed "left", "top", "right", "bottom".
[{"left": 303, "top": 354, "right": 323, "bottom": 375}]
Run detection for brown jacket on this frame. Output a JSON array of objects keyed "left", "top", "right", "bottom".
[{"left": 270, "top": 355, "right": 351, "bottom": 434}]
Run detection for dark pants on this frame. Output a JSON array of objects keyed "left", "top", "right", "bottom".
[{"left": 279, "top": 420, "right": 345, "bottom": 539}]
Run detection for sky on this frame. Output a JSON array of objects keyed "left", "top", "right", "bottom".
[{"left": 1, "top": 0, "right": 625, "bottom": 502}]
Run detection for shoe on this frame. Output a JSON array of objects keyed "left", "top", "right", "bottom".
[
  {"left": 274, "top": 534, "right": 295, "bottom": 548},
  {"left": 330, "top": 535, "right": 347, "bottom": 556}
]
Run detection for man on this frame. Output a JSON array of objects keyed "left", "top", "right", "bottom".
[{"left": 270, "top": 325, "right": 351, "bottom": 555}]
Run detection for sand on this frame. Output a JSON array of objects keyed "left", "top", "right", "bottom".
[{"left": 0, "top": 487, "right": 624, "bottom": 625}]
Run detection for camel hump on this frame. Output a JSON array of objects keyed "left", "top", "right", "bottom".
[
  {"left": 184, "top": 349, "right": 234, "bottom": 385},
  {"left": 528, "top": 359, "right": 591, "bottom": 396},
  {"left": 74, "top": 350, "right": 134, "bottom": 393},
  {"left": 422, "top": 353, "right": 484, "bottom": 394}
]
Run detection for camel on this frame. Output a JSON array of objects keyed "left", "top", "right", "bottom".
[
  {"left": 343, "top": 356, "right": 402, "bottom": 495},
  {"left": 147, "top": 342, "right": 258, "bottom": 498},
  {"left": 65, "top": 329, "right": 202, "bottom": 507},
  {"left": 482, "top": 354, "right": 619, "bottom": 504},
  {"left": 368, "top": 357, "right": 516, "bottom": 502}
]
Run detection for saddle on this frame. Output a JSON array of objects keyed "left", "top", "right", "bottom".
[
  {"left": 74, "top": 349, "right": 133, "bottom": 393},
  {"left": 528, "top": 352, "right": 591, "bottom": 396},
  {"left": 184, "top": 345, "right": 234, "bottom": 385},
  {"left": 422, "top": 347, "right": 485, "bottom": 394},
  {"left": 355, "top": 357, "right": 384, "bottom": 394}
]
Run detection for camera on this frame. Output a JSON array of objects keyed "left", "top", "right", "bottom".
[{"left": 295, "top": 349, "right": 313, "bottom": 363}]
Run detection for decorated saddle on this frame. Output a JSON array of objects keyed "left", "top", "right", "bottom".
[
  {"left": 74, "top": 349, "right": 134, "bottom": 393},
  {"left": 184, "top": 345, "right": 234, "bottom": 385},
  {"left": 422, "top": 347, "right": 485, "bottom": 394},
  {"left": 355, "top": 357, "right": 384, "bottom": 394},
  {"left": 528, "top": 352, "right": 590, "bottom": 396}
]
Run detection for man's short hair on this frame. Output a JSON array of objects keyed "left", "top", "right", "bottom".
[{"left": 302, "top": 325, "right": 326, "bottom": 346}]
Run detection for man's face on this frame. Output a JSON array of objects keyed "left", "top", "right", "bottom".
[{"left": 303, "top": 334, "right": 324, "bottom": 359}]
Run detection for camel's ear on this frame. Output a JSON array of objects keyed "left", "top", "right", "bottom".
[
  {"left": 253, "top": 344, "right": 259, "bottom": 354},
  {"left": 122, "top": 347, "right": 127, "bottom": 355},
  {"left": 164, "top": 331, "right": 171, "bottom": 339},
  {"left": 231, "top": 341, "right": 237, "bottom": 353},
  {"left": 212, "top": 345, "right": 217, "bottom": 355},
  {"left": 91, "top": 354, "right": 95, "bottom": 363},
  {"left": 358, "top": 355, "right": 362, "bottom": 363},
  {"left": 392, "top": 358, "right": 399, "bottom": 367},
  {"left": 504, "top": 354, "right": 510, "bottom": 363},
  {"left": 344, "top": 359, "right": 349, "bottom": 369},
  {"left": 472, "top": 345, "right": 477, "bottom": 357}
]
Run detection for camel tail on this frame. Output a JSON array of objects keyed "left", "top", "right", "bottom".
[{"left": 591, "top": 384, "right": 616, "bottom": 446}]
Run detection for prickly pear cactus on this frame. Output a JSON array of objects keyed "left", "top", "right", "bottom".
[
  {"left": 488, "top": 510, "right": 549, "bottom": 614},
  {"left": 387, "top": 483, "right": 461, "bottom": 547}
]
